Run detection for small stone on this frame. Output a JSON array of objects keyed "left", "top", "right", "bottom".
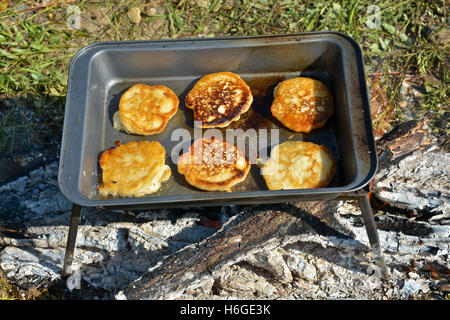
[
  {"left": 195, "top": 0, "right": 209, "bottom": 8},
  {"left": 79, "top": 14, "right": 98, "bottom": 33},
  {"left": 127, "top": 7, "right": 141, "bottom": 24},
  {"left": 437, "top": 28, "right": 450, "bottom": 44}
]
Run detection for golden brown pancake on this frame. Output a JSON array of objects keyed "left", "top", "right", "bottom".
[
  {"left": 115, "top": 84, "right": 179, "bottom": 135},
  {"left": 185, "top": 72, "right": 253, "bottom": 128},
  {"left": 261, "top": 141, "right": 336, "bottom": 190},
  {"left": 271, "top": 77, "right": 334, "bottom": 133},
  {"left": 177, "top": 137, "right": 251, "bottom": 192},
  {"left": 98, "top": 140, "right": 171, "bottom": 197}
]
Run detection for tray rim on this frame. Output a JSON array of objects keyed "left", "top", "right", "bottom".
[{"left": 58, "top": 31, "right": 378, "bottom": 207}]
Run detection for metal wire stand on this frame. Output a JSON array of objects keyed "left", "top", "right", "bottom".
[{"left": 62, "top": 191, "right": 389, "bottom": 279}]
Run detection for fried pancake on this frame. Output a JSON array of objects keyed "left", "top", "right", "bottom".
[
  {"left": 271, "top": 77, "right": 334, "bottom": 133},
  {"left": 185, "top": 72, "right": 253, "bottom": 128},
  {"left": 177, "top": 137, "right": 251, "bottom": 192},
  {"left": 98, "top": 140, "right": 171, "bottom": 197},
  {"left": 261, "top": 141, "right": 336, "bottom": 190},
  {"left": 115, "top": 84, "right": 179, "bottom": 135}
]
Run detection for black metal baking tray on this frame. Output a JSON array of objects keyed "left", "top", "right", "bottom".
[{"left": 58, "top": 32, "right": 377, "bottom": 209}]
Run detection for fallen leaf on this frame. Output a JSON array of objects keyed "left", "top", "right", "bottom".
[{"left": 0, "top": 0, "right": 7, "bottom": 12}]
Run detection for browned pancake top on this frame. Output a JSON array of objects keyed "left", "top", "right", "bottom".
[
  {"left": 185, "top": 72, "right": 253, "bottom": 128},
  {"left": 177, "top": 137, "right": 251, "bottom": 191},
  {"left": 271, "top": 77, "right": 334, "bottom": 133}
]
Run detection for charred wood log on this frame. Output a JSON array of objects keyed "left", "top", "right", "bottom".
[
  {"left": 121, "top": 119, "right": 448, "bottom": 299},
  {"left": 372, "top": 120, "right": 449, "bottom": 219},
  {"left": 375, "top": 119, "right": 435, "bottom": 169},
  {"left": 121, "top": 201, "right": 342, "bottom": 299}
]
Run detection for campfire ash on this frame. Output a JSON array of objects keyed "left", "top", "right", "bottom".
[{"left": 0, "top": 120, "right": 449, "bottom": 300}]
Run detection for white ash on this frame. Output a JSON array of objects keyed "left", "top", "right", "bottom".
[
  {"left": 66, "top": 269, "right": 82, "bottom": 291},
  {"left": 1, "top": 159, "right": 449, "bottom": 299},
  {"left": 0, "top": 161, "right": 217, "bottom": 292},
  {"left": 374, "top": 148, "right": 450, "bottom": 218},
  {"left": 217, "top": 264, "right": 279, "bottom": 298},
  {"left": 336, "top": 202, "right": 449, "bottom": 257},
  {"left": 0, "top": 247, "right": 64, "bottom": 290},
  {"left": 245, "top": 249, "right": 293, "bottom": 284},
  {"left": 0, "top": 162, "right": 72, "bottom": 228},
  {"left": 117, "top": 200, "right": 449, "bottom": 300}
]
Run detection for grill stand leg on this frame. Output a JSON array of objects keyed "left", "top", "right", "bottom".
[
  {"left": 62, "top": 204, "right": 81, "bottom": 277},
  {"left": 357, "top": 192, "right": 390, "bottom": 279},
  {"left": 60, "top": 197, "right": 388, "bottom": 279}
]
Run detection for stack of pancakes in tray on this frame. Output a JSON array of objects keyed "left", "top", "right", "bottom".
[{"left": 98, "top": 72, "right": 336, "bottom": 198}]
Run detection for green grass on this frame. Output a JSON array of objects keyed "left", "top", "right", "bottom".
[{"left": 0, "top": 0, "right": 448, "bottom": 155}]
